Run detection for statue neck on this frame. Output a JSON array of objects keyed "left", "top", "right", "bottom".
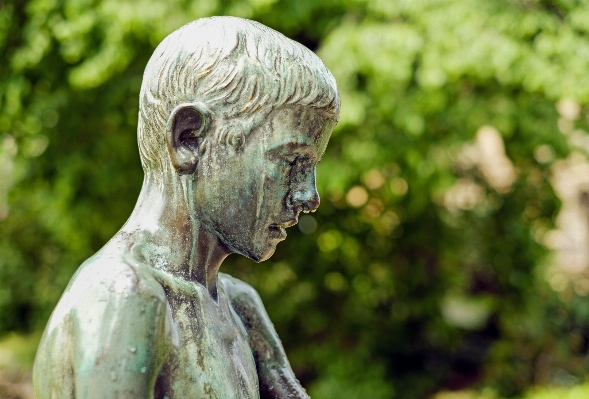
[{"left": 118, "top": 172, "right": 229, "bottom": 300}]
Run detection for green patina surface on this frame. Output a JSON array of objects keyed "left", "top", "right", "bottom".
[{"left": 33, "top": 17, "right": 339, "bottom": 399}]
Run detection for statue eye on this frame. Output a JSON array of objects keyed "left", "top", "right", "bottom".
[
  {"left": 266, "top": 149, "right": 298, "bottom": 167},
  {"left": 266, "top": 145, "right": 316, "bottom": 170}
]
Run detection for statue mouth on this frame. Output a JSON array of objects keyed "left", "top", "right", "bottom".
[
  {"left": 269, "top": 219, "right": 297, "bottom": 240},
  {"left": 269, "top": 224, "right": 287, "bottom": 239}
]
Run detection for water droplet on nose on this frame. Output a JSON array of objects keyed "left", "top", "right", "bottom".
[
  {"left": 110, "top": 371, "right": 117, "bottom": 381},
  {"left": 128, "top": 346, "right": 136, "bottom": 353},
  {"left": 140, "top": 367, "right": 147, "bottom": 374}
]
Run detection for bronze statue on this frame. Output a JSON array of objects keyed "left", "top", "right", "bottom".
[{"left": 33, "top": 16, "right": 339, "bottom": 399}]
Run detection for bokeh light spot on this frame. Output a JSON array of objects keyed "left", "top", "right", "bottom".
[
  {"left": 298, "top": 215, "right": 317, "bottom": 234},
  {"left": 346, "top": 186, "right": 368, "bottom": 207},
  {"left": 390, "top": 177, "right": 408, "bottom": 196},
  {"left": 324, "top": 271, "right": 348, "bottom": 293}
]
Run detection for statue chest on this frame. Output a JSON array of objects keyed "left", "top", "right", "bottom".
[{"left": 155, "top": 286, "right": 259, "bottom": 399}]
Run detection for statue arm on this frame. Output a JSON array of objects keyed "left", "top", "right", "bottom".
[{"left": 221, "top": 274, "right": 310, "bottom": 399}]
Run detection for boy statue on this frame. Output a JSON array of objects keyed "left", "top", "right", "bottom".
[{"left": 33, "top": 16, "right": 340, "bottom": 399}]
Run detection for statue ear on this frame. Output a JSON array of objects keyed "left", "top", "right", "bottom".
[{"left": 166, "top": 103, "right": 209, "bottom": 175}]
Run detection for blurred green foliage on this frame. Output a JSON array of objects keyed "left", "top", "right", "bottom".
[{"left": 3, "top": 0, "right": 589, "bottom": 397}]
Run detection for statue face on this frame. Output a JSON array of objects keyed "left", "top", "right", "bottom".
[{"left": 194, "top": 106, "right": 334, "bottom": 262}]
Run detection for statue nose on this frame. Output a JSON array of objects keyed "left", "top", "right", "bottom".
[{"left": 290, "top": 180, "right": 320, "bottom": 213}]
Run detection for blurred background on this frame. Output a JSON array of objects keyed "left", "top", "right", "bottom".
[{"left": 2, "top": 0, "right": 589, "bottom": 398}]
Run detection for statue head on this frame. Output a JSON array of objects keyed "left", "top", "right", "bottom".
[{"left": 137, "top": 16, "right": 340, "bottom": 262}]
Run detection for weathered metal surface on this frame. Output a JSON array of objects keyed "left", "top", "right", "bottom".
[{"left": 33, "top": 16, "right": 339, "bottom": 399}]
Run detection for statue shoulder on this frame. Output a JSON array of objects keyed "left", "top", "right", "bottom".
[
  {"left": 78, "top": 252, "right": 165, "bottom": 300},
  {"left": 219, "top": 273, "right": 263, "bottom": 304},
  {"left": 41, "top": 252, "right": 169, "bottom": 342},
  {"left": 219, "top": 273, "right": 267, "bottom": 331},
  {"left": 34, "top": 252, "right": 174, "bottom": 399}
]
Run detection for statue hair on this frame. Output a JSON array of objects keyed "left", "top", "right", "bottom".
[{"left": 138, "top": 16, "right": 340, "bottom": 176}]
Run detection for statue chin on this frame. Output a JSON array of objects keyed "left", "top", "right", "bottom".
[
  {"left": 225, "top": 238, "right": 278, "bottom": 264},
  {"left": 249, "top": 247, "right": 278, "bottom": 263}
]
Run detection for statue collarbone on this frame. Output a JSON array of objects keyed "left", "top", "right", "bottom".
[{"left": 34, "top": 16, "right": 339, "bottom": 399}]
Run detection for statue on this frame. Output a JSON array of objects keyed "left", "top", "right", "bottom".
[{"left": 33, "top": 16, "right": 340, "bottom": 399}]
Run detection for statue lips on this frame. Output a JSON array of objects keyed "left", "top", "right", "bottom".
[{"left": 268, "top": 219, "right": 298, "bottom": 240}]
